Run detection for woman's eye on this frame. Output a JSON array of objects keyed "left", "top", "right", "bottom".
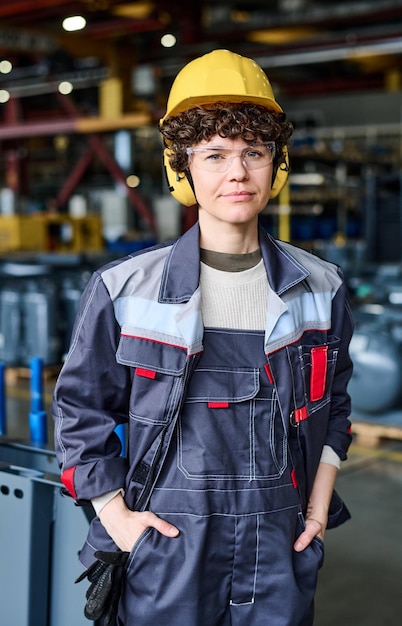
[
  {"left": 245, "top": 150, "right": 263, "bottom": 159},
  {"left": 205, "top": 152, "right": 224, "bottom": 161}
]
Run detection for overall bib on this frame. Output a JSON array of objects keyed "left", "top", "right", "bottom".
[{"left": 118, "top": 329, "right": 324, "bottom": 626}]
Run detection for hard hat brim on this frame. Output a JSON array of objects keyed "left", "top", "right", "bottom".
[{"left": 162, "top": 93, "right": 283, "bottom": 122}]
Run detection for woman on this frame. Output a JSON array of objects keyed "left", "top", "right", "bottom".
[{"left": 53, "top": 50, "right": 353, "bottom": 626}]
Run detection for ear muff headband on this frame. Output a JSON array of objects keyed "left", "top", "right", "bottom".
[{"left": 163, "top": 146, "right": 289, "bottom": 206}]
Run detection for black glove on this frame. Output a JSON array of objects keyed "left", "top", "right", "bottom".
[{"left": 75, "top": 550, "right": 129, "bottom": 624}]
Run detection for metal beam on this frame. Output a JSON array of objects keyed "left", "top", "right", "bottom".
[
  {"left": 0, "top": 111, "right": 152, "bottom": 139},
  {"left": 56, "top": 94, "right": 156, "bottom": 231},
  {"left": 55, "top": 147, "right": 95, "bottom": 209}
]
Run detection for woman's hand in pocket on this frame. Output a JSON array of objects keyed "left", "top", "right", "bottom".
[{"left": 99, "top": 493, "right": 179, "bottom": 552}]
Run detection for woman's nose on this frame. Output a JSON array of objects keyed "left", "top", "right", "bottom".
[{"left": 226, "top": 154, "right": 249, "bottom": 179}]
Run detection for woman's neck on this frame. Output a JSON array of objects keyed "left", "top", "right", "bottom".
[{"left": 198, "top": 217, "right": 260, "bottom": 253}]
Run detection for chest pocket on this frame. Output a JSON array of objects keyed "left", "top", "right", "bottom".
[
  {"left": 117, "top": 335, "right": 187, "bottom": 426},
  {"left": 178, "top": 366, "right": 287, "bottom": 481},
  {"left": 298, "top": 336, "right": 340, "bottom": 415}
]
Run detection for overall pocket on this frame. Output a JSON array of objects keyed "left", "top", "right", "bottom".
[
  {"left": 117, "top": 334, "right": 188, "bottom": 425},
  {"left": 177, "top": 366, "right": 287, "bottom": 480}
]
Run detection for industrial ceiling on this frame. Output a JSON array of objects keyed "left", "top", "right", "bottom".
[
  {"left": 0, "top": 1, "right": 401, "bottom": 240},
  {"left": 1, "top": 0, "right": 402, "bottom": 105}
]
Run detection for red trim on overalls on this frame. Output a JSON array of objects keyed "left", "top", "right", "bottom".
[
  {"left": 293, "top": 406, "right": 308, "bottom": 424},
  {"left": 264, "top": 363, "right": 274, "bottom": 384}
]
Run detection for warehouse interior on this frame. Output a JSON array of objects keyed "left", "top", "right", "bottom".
[{"left": 1, "top": 1, "right": 402, "bottom": 624}]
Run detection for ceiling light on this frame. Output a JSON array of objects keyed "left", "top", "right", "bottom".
[
  {"left": 0, "top": 89, "right": 10, "bottom": 103},
  {"left": 126, "top": 175, "right": 140, "bottom": 188},
  {"left": 0, "top": 60, "right": 12, "bottom": 74},
  {"left": 58, "top": 81, "right": 73, "bottom": 95},
  {"left": 161, "top": 33, "right": 176, "bottom": 48},
  {"left": 62, "top": 16, "right": 87, "bottom": 32}
]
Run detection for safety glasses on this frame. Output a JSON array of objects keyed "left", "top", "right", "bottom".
[{"left": 186, "top": 142, "right": 276, "bottom": 172}]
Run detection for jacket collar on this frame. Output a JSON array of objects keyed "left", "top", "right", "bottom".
[
  {"left": 258, "top": 227, "right": 310, "bottom": 295},
  {"left": 159, "top": 221, "right": 310, "bottom": 303}
]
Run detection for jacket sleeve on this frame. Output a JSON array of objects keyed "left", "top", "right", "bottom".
[
  {"left": 52, "top": 270, "right": 130, "bottom": 504},
  {"left": 325, "top": 273, "right": 354, "bottom": 460}
]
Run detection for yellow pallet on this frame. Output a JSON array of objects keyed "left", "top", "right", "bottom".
[{"left": 352, "top": 420, "right": 402, "bottom": 448}]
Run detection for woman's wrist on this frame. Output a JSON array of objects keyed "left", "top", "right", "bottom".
[{"left": 98, "top": 492, "right": 129, "bottom": 532}]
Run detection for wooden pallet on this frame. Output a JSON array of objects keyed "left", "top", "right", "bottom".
[
  {"left": 352, "top": 420, "right": 402, "bottom": 448},
  {"left": 5, "top": 364, "right": 61, "bottom": 386}
]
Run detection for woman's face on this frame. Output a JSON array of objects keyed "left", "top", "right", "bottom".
[{"left": 188, "top": 135, "right": 273, "bottom": 233}]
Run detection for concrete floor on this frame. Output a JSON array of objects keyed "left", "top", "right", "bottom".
[
  {"left": 315, "top": 446, "right": 402, "bottom": 626},
  {"left": 2, "top": 377, "right": 402, "bottom": 625}
]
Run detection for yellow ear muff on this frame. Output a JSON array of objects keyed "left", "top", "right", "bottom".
[
  {"left": 163, "top": 149, "right": 197, "bottom": 207},
  {"left": 269, "top": 146, "right": 289, "bottom": 199}
]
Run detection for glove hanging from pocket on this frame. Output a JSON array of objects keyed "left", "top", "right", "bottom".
[{"left": 75, "top": 550, "right": 129, "bottom": 624}]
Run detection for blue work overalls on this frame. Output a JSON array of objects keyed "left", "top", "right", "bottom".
[
  {"left": 118, "top": 328, "right": 324, "bottom": 625},
  {"left": 53, "top": 222, "right": 353, "bottom": 626}
]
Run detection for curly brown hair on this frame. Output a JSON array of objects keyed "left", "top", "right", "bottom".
[{"left": 159, "top": 102, "right": 293, "bottom": 174}]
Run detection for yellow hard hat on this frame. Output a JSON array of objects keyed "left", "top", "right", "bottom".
[
  {"left": 162, "top": 49, "right": 283, "bottom": 119},
  {"left": 161, "top": 49, "right": 289, "bottom": 205}
]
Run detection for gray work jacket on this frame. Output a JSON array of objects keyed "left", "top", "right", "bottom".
[{"left": 52, "top": 221, "right": 354, "bottom": 563}]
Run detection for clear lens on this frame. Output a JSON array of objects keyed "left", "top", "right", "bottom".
[{"left": 186, "top": 142, "right": 276, "bottom": 172}]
